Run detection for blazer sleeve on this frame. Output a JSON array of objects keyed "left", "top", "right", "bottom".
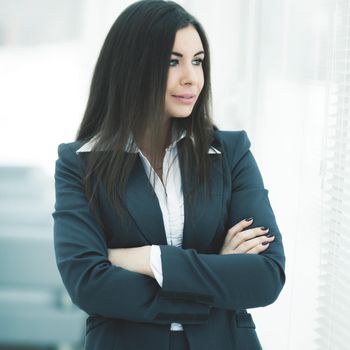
[
  {"left": 158, "top": 130, "right": 286, "bottom": 310},
  {"left": 52, "top": 143, "right": 211, "bottom": 324}
]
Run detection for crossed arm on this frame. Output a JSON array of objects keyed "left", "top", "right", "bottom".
[{"left": 107, "top": 217, "right": 276, "bottom": 282}]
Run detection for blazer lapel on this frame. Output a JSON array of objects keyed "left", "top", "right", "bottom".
[
  {"left": 125, "top": 155, "right": 168, "bottom": 245},
  {"left": 179, "top": 146, "right": 224, "bottom": 252}
]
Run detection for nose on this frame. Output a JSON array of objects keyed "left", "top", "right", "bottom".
[{"left": 180, "top": 63, "right": 197, "bottom": 85}]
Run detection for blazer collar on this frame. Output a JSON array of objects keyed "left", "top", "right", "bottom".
[{"left": 75, "top": 129, "right": 221, "bottom": 155}]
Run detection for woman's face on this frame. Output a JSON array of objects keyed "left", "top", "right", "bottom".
[{"left": 165, "top": 25, "right": 205, "bottom": 119}]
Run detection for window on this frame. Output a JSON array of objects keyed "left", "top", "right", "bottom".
[{"left": 316, "top": 1, "right": 350, "bottom": 349}]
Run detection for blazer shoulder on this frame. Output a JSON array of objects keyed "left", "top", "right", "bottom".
[
  {"left": 57, "top": 141, "right": 84, "bottom": 156},
  {"left": 213, "top": 129, "right": 251, "bottom": 166},
  {"left": 55, "top": 141, "right": 87, "bottom": 177}
]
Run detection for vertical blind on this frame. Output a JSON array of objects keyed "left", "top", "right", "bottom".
[{"left": 316, "top": 0, "right": 350, "bottom": 349}]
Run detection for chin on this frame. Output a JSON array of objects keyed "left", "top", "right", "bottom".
[
  {"left": 168, "top": 109, "right": 194, "bottom": 119},
  {"left": 172, "top": 113, "right": 191, "bottom": 119}
]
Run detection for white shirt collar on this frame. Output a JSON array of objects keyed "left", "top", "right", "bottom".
[{"left": 76, "top": 129, "right": 221, "bottom": 154}]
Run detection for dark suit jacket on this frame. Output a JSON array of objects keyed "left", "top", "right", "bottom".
[{"left": 53, "top": 129, "right": 286, "bottom": 350}]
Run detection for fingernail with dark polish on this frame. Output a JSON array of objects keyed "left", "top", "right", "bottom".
[
  {"left": 262, "top": 241, "right": 269, "bottom": 245},
  {"left": 261, "top": 226, "right": 268, "bottom": 230},
  {"left": 245, "top": 217, "right": 253, "bottom": 221},
  {"left": 266, "top": 234, "right": 274, "bottom": 238}
]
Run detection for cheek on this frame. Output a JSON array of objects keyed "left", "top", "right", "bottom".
[
  {"left": 166, "top": 71, "right": 176, "bottom": 91},
  {"left": 198, "top": 71, "right": 205, "bottom": 90}
]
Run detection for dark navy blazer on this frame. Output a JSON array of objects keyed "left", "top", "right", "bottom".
[{"left": 53, "top": 129, "right": 286, "bottom": 350}]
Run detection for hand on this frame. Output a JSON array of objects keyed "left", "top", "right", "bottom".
[
  {"left": 107, "top": 246, "right": 154, "bottom": 278},
  {"left": 220, "top": 218, "right": 275, "bottom": 255}
]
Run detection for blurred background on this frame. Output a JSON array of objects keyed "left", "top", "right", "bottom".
[{"left": 0, "top": 0, "right": 349, "bottom": 349}]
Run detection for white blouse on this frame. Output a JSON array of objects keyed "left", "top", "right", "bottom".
[{"left": 138, "top": 133, "right": 186, "bottom": 331}]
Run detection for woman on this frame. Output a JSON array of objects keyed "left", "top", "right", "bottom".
[{"left": 53, "top": 1, "right": 286, "bottom": 349}]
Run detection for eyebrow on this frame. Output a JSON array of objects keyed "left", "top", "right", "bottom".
[{"left": 171, "top": 50, "right": 205, "bottom": 57}]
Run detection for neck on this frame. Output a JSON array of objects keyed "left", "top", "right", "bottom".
[{"left": 138, "top": 119, "right": 172, "bottom": 155}]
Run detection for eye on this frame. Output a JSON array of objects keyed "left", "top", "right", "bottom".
[
  {"left": 169, "top": 59, "right": 179, "bottom": 67},
  {"left": 169, "top": 58, "right": 204, "bottom": 67},
  {"left": 193, "top": 58, "right": 203, "bottom": 66}
]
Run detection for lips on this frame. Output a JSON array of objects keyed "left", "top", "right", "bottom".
[
  {"left": 172, "top": 93, "right": 195, "bottom": 99},
  {"left": 171, "top": 94, "right": 196, "bottom": 105}
]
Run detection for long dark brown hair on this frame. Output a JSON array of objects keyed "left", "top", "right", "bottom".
[{"left": 76, "top": 0, "right": 218, "bottom": 225}]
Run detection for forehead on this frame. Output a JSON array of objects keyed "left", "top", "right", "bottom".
[{"left": 172, "top": 26, "right": 204, "bottom": 52}]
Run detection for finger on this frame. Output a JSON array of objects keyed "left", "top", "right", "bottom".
[
  {"left": 224, "top": 217, "right": 254, "bottom": 244},
  {"left": 234, "top": 235, "right": 275, "bottom": 253},
  {"left": 247, "top": 236, "right": 275, "bottom": 254},
  {"left": 230, "top": 227, "right": 270, "bottom": 250},
  {"left": 246, "top": 242, "right": 271, "bottom": 254}
]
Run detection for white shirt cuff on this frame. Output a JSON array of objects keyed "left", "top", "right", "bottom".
[{"left": 150, "top": 245, "right": 163, "bottom": 287}]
